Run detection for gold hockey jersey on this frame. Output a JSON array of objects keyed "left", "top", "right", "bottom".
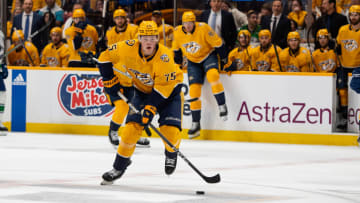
[
  {"left": 337, "top": 24, "right": 360, "bottom": 68},
  {"left": 105, "top": 24, "right": 138, "bottom": 46},
  {"left": 98, "top": 39, "right": 183, "bottom": 97},
  {"left": 7, "top": 41, "right": 40, "bottom": 66},
  {"left": 312, "top": 48, "right": 337, "bottom": 72},
  {"left": 41, "top": 42, "right": 70, "bottom": 67},
  {"left": 279, "top": 47, "right": 312, "bottom": 72},
  {"left": 172, "top": 22, "right": 223, "bottom": 63},
  {"left": 250, "top": 45, "right": 282, "bottom": 72},
  {"left": 65, "top": 24, "right": 98, "bottom": 62},
  {"left": 224, "top": 47, "right": 252, "bottom": 71}
]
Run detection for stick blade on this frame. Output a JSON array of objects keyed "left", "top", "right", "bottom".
[{"left": 203, "top": 173, "right": 221, "bottom": 184}]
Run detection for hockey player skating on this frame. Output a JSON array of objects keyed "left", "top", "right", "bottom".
[
  {"left": 250, "top": 29, "right": 282, "bottom": 71},
  {"left": 105, "top": 9, "right": 138, "bottom": 46},
  {"left": 99, "top": 21, "right": 184, "bottom": 184},
  {"left": 0, "top": 30, "right": 8, "bottom": 135},
  {"left": 279, "top": 31, "right": 313, "bottom": 72},
  {"left": 312, "top": 29, "right": 337, "bottom": 73},
  {"left": 173, "top": 11, "right": 228, "bottom": 139},
  {"left": 340, "top": 5, "right": 360, "bottom": 139},
  {"left": 41, "top": 27, "right": 70, "bottom": 67},
  {"left": 224, "top": 30, "right": 253, "bottom": 72}
]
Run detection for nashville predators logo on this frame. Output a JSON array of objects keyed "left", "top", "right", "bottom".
[
  {"left": 256, "top": 61, "right": 270, "bottom": 71},
  {"left": 81, "top": 37, "right": 93, "bottom": 49},
  {"left": 160, "top": 54, "right": 170, "bottom": 62},
  {"left": 183, "top": 42, "right": 201, "bottom": 54},
  {"left": 46, "top": 57, "right": 59, "bottom": 67},
  {"left": 285, "top": 65, "right": 300, "bottom": 72},
  {"left": 126, "top": 40, "right": 135, "bottom": 46},
  {"left": 319, "top": 59, "right": 336, "bottom": 71},
  {"left": 128, "top": 68, "right": 154, "bottom": 86},
  {"left": 342, "top": 39, "right": 358, "bottom": 52},
  {"left": 235, "top": 59, "right": 245, "bottom": 70}
]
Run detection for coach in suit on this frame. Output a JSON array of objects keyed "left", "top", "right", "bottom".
[
  {"left": 12, "top": 0, "right": 45, "bottom": 52},
  {"left": 261, "top": 0, "right": 291, "bottom": 49},
  {"left": 200, "top": 0, "right": 237, "bottom": 52}
]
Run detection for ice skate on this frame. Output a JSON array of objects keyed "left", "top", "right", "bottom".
[
  {"left": 108, "top": 129, "right": 119, "bottom": 148},
  {"left": 219, "top": 104, "right": 228, "bottom": 121},
  {"left": 101, "top": 160, "right": 132, "bottom": 185},
  {"left": 165, "top": 152, "right": 178, "bottom": 175},
  {"left": 136, "top": 137, "right": 150, "bottom": 148},
  {"left": 188, "top": 122, "right": 200, "bottom": 139},
  {"left": 0, "top": 123, "right": 8, "bottom": 136}
]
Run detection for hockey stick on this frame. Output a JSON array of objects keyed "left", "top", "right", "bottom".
[
  {"left": 117, "top": 91, "right": 221, "bottom": 184},
  {"left": 162, "top": 18, "right": 166, "bottom": 47},
  {"left": 273, "top": 43, "right": 283, "bottom": 71},
  {"left": 14, "top": 28, "right": 35, "bottom": 66}
]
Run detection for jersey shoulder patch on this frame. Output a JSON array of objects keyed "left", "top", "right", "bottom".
[{"left": 125, "top": 39, "right": 135, "bottom": 46}]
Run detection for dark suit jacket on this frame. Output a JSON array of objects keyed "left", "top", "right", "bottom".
[
  {"left": 12, "top": 12, "right": 45, "bottom": 52},
  {"left": 200, "top": 9, "right": 237, "bottom": 52},
  {"left": 261, "top": 14, "right": 291, "bottom": 49},
  {"left": 312, "top": 12, "right": 348, "bottom": 49}
]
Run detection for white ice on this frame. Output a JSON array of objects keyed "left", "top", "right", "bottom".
[{"left": 1, "top": 132, "right": 360, "bottom": 203}]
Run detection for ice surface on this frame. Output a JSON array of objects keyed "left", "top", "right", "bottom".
[{"left": 1, "top": 132, "right": 360, "bottom": 203}]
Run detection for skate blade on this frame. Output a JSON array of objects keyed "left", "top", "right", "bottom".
[
  {"left": 188, "top": 131, "right": 200, "bottom": 139},
  {"left": 100, "top": 180, "right": 114, "bottom": 185},
  {"left": 221, "top": 115, "right": 228, "bottom": 121},
  {"left": 136, "top": 144, "right": 151, "bottom": 148}
]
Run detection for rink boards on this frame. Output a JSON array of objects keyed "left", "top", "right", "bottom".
[{"left": 4, "top": 66, "right": 358, "bottom": 146}]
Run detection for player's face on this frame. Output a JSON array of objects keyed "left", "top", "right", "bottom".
[
  {"left": 51, "top": 32, "right": 61, "bottom": 44},
  {"left": 239, "top": 35, "right": 249, "bottom": 47},
  {"left": 183, "top": 22, "right": 195, "bottom": 33},
  {"left": 73, "top": 17, "right": 84, "bottom": 24},
  {"left": 259, "top": 35, "right": 271, "bottom": 47},
  {"left": 140, "top": 35, "right": 158, "bottom": 56},
  {"left": 318, "top": 36, "right": 329, "bottom": 48},
  {"left": 350, "top": 12, "right": 360, "bottom": 25},
  {"left": 114, "top": 16, "right": 126, "bottom": 28},
  {"left": 288, "top": 38, "right": 300, "bottom": 50}
]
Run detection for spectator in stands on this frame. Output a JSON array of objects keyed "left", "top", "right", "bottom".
[
  {"left": 221, "top": 1, "right": 248, "bottom": 30},
  {"left": 200, "top": 0, "right": 237, "bottom": 52},
  {"left": 261, "top": 0, "right": 291, "bottom": 49},
  {"left": 41, "top": 27, "right": 70, "bottom": 67},
  {"left": 12, "top": 0, "right": 45, "bottom": 52},
  {"left": 312, "top": 0, "right": 323, "bottom": 18},
  {"left": 41, "top": 11, "right": 57, "bottom": 48},
  {"left": 239, "top": 10, "right": 261, "bottom": 46},
  {"left": 65, "top": 9, "right": 98, "bottom": 67},
  {"left": 250, "top": 29, "right": 282, "bottom": 72},
  {"left": 279, "top": 31, "right": 312, "bottom": 72},
  {"left": 258, "top": 2, "right": 272, "bottom": 25},
  {"left": 289, "top": 19, "right": 298, "bottom": 31},
  {"left": 287, "top": 0, "right": 307, "bottom": 39},
  {"left": 312, "top": 0, "right": 348, "bottom": 49},
  {"left": 38, "top": 0, "right": 65, "bottom": 26},
  {"left": 7, "top": 7, "right": 22, "bottom": 38},
  {"left": 62, "top": 3, "right": 83, "bottom": 38},
  {"left": 7, "top": 30, "right": 40, "bottom": 66},
  {"left": 151, "top": 10, "right": 174, "bottom": 48},
  {"left": 95, "top": 0, "right": 104, "bottom": 13}
]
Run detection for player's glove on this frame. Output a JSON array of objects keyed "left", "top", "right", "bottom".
[
  {"left": 141, "top": 105, "right": 157, "bottom": 127},
  {"left": 74, "top": 21, "right": 87, "bottom": 31},
  {"left": 79, "top": 51, "right": 96, "bottom": 65},
  {"left": 1, "top": 64, "right": 8, "bottom": 79}
]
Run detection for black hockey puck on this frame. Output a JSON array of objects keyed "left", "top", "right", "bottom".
[{"left": 196, "top": 191, "right": 205, "bottom": 195}]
